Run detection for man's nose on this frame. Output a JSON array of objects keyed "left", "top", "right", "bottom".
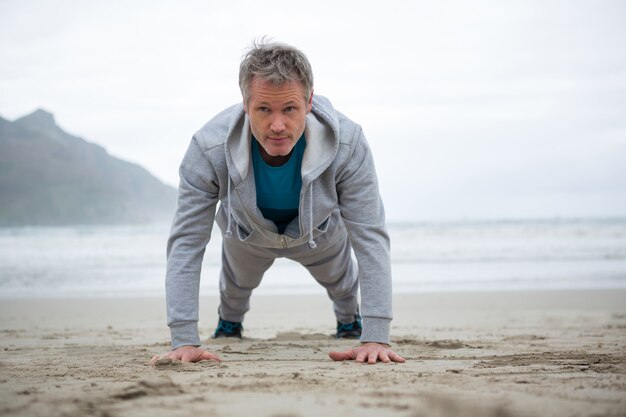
[{"left": 270, "top": 115, "right": 286, "bottom": 133}]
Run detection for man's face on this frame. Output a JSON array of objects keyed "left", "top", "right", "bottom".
[{"left": 244, "top": 78, "right": 313, "bottom": 159}]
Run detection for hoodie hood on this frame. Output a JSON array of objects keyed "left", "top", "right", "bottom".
[{"left": 224, "top": 95, "right": 341, "bottom": 187}]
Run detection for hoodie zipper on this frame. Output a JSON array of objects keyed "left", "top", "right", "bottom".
[{"left": 231, "top": 179, "right": 292, "bottom": 248}]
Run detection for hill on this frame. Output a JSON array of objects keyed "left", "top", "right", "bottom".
[{"left": 0, "top": 109, "right": 177, "bottom": 226}]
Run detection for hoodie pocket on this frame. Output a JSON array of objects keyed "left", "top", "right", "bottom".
[
  {"left": 314, "top": 215, "right": 331, "bottom": 233},
  {"left": 236, "top": 223, "right": 254, "bottom": 242}
]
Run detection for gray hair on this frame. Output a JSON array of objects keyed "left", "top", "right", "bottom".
[{"left": 239, "top": 40, "right": 314, "bottom": 104}]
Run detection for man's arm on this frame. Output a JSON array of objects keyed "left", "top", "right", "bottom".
[
  {"left": 336, "top": 127, "right": 392, "bottom": 343},
  {"left": 331, "top": 127, "right": 404, "bottom": 363},
  {"left": 166, "top": 136, "right": 220, "bottom": 349}
]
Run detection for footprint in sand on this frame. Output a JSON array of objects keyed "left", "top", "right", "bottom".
[{"left": 113, "top": 377, "right": 184, "bottom": 400}]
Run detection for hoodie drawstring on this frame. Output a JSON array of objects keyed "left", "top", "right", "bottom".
[
  {"left": 308, "top": 181, "right": 317, "bottom": 249},
  {"left": 224, "top": 175, "right": 233, "bottom": 238}
]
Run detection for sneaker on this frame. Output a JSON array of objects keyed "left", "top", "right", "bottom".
[
  {"left": 336, "top": 313, "right": 362, "bottom": 339},
  {"left": 213, "top": 317, "right": 243, "bottom": 339}
]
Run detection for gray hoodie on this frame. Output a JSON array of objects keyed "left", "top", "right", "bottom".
[{"left": 166, "top": 95, "right": 392, "bottom": 348}]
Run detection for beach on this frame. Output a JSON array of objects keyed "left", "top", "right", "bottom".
[{"left": 1, "top": 290, "right": 625, "bottom": 417}]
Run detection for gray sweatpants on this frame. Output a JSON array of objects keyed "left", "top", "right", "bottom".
[{"left": 218, "top": 224, "right": 359, "bottom": 324}]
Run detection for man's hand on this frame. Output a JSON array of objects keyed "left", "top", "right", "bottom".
[
  {"left": 328, "top": 342, "right": 405, "bottom": 364},
  {"left": 149, "top": 345, "right": 221, "bottom": 365}
]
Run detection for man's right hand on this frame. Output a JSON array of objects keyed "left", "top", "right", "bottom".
[{"left": 149, "top": 345, "right": 221, "bottom": 365}]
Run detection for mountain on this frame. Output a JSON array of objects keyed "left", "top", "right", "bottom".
[{"left": 0, "top": 109, "right": 178, "bottom": 226}]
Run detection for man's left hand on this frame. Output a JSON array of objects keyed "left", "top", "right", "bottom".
[{"left": 328, "top": 342, "right": 406, "bottom": 364}]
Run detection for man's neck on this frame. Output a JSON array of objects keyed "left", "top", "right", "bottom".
[{"left": 256, "top": 140, "right": 293, "bottom": 167}]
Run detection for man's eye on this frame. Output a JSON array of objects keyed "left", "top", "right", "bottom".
[
  {"left": 258, "top": 107, "right": 270, "bottom": 112},
  {"left": 284, "top": 106, "right": 295, "bottom": 112}
]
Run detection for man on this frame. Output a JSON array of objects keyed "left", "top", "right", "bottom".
[{"left": 153, "top": 41, "right": 404, "bottom": 365}]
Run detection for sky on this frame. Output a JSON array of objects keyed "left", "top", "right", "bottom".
[{"left": 1, "top": 0, "right": 625, "bottom": 222}]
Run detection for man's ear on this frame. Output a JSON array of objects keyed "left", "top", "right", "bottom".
[{"left": 307, "top": 89, "right": 314, "bottom": 113}]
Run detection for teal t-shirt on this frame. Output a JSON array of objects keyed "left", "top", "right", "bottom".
[{"left": 252, "top": 135, "right": 305, "bottom": 234}]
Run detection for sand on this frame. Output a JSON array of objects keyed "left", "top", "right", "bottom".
[{"left": 0, "top": 290, "right": 625, "bottom": 417}]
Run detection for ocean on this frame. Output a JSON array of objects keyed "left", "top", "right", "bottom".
[{"left": 0, "top": 218, "right": 625, "bottom": 298}]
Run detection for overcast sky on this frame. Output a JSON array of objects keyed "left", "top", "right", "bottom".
[{"left": 1, "top": 0, "right": 625, "bottom": 221}]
